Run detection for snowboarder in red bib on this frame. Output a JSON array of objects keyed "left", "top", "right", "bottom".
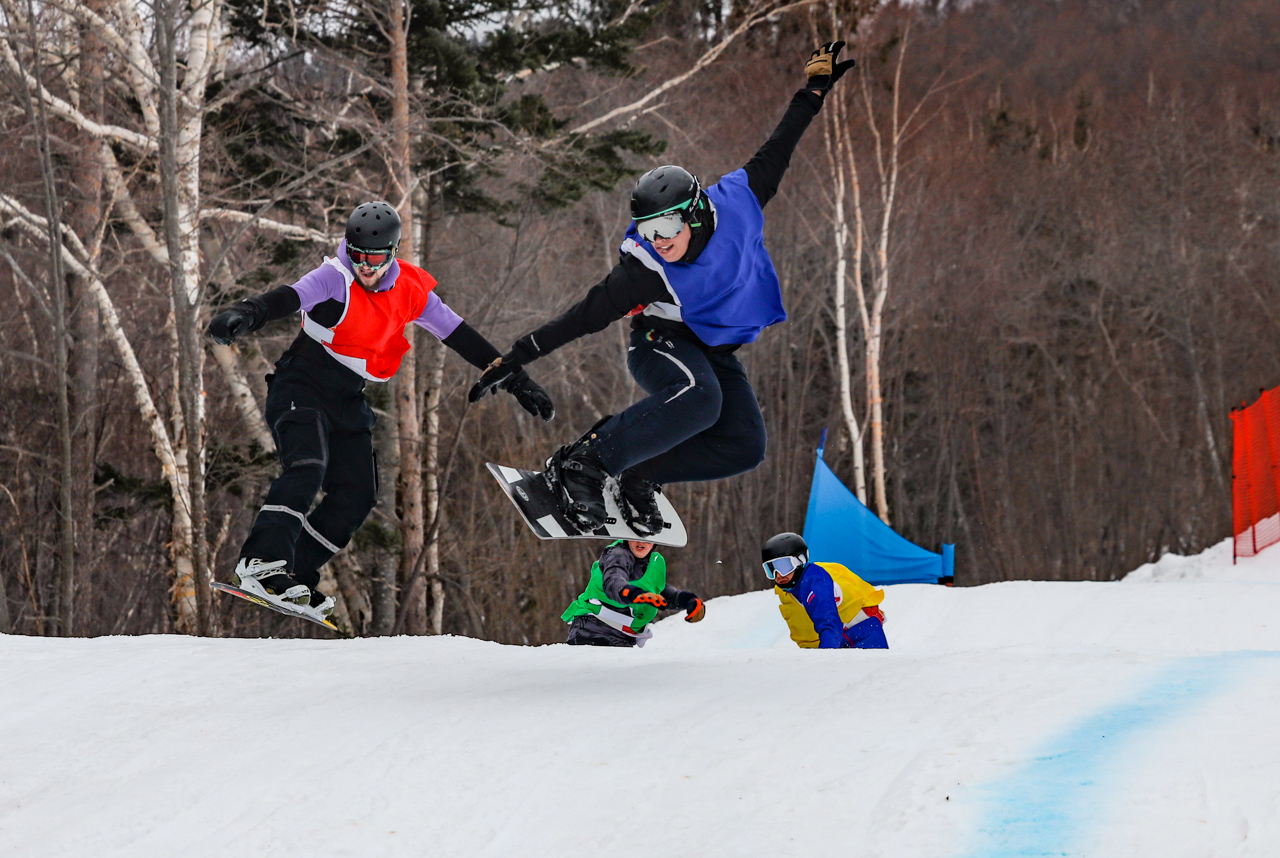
[
  {"left": 561, "top": 539, "right": 705, "bottom": 647},
  {"left": 468, "top": 43, "right": 856, "bottom": 536},
  {"left": 207, "top": 201, "right": 553, "bottom": 620}
]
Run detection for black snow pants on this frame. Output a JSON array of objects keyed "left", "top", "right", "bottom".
[
  {"left": 238, "top": 358, "right": 378, "bottom": 590},
  {"left": 565, "top": 615, "right": 637, "bottom": 647},
  {"left": 590, "top": 325, "right": 768, "bottom": 485}
]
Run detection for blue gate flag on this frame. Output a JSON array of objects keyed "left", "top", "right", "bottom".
[{"left": 802, "top": 432, "right": 954, "bottom": 585}]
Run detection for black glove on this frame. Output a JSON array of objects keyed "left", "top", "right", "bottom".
[
  {"left": 618, "top": 585, "right": 666, "bottom": 608},
  {"left": 207, "top": 304, "right": 255, "bottom": 345},
  {"left": 469, "top": 356, "right": 518, "bottom": 403},
  {"left": 674, "top": 591, "right": 705, "bottom": 623},
  {"left": 805, "top": 41, "right": 856, "bottom": 93},
  {"left": 499, "top": 367, "right": 555, "bottom": 421},
  {"left": 467, "top": 335, "right": 543, "bottom": 404}
]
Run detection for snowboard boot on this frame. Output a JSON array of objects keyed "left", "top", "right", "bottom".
[
  {"left": 304, "top": 588, "right": 336, "bottom": 621},
  {"left": 615, "top": 469, "right": 665, "bottom": 537},
  {"left": 544, "top": 440, "right": 611, "bottom": 533},
  {"left": 232, "top": 557, "right": 310, "bottom": 608}
]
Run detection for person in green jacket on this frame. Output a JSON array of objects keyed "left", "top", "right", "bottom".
[{"left": 562, "top": 539, "right": 706, "bottom": 647}]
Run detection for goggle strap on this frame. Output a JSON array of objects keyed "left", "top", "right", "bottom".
[{"left": 640, "top": 197, "right": 694, "bottom": 220}]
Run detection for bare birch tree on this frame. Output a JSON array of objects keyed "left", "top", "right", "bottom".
[
  {"left": 8, "top": 5, "right": 77, "bottom": 633},
  {"left": 821, "top": 14, "right": 945, "bottom": 525},
  {"left": 0, "top": 0, "right": 228, "bottom": 631},
  {"left": 814, "top": 2, "right": 873, "bottom": 504}
]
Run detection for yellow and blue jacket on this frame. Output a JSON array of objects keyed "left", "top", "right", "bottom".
[{"left": 775, "top": 562, "right": 885, "bottom": 649}]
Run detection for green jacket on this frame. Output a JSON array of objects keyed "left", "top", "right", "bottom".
[{"left": 561, "top": 541, "right": 668, "bottom": 633}]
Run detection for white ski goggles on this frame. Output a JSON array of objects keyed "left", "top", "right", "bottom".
[
  {"left": 636, "top": 212, "right": 687, "bottom": 242},
  {"left": 762, "top": 554, "right": 806, "bottom": 580}
]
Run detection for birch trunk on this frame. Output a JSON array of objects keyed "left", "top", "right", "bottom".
[
  {"left": 371, "top": 393, "right": 401, "bottom": 635},
  {"left": 855, "top": 20, "right": 922, "bottom": 527},
  {"left": 4, "top": 0, "right": 225, "bottom": 632},
  {"left": 159, "top": 0, "right": 225, "bottom": 633},
  {"left": 425, "top": 338, "right": 446, "bottom": 634},
  {"left": 69, "top": 0, "right": 105, "bottom": 628},
  {"left": 820, "top": 59, "right": 868, "bottom": 503},
  {"left": 157, "top": 0, "right": 212, "bottom": 634},
  {"left": 411, "top": 179, "right": 447, "bottom": 634},
  {"left": 23, "top": 22, "right": 79, "bottom": 634},
  {"left": 388, "top": 0, "right": 427, "bottom": 633}
]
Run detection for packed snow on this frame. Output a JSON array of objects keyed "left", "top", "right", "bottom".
[{"left": 3, "top": 538, "right": 1279, "bottom": 857}]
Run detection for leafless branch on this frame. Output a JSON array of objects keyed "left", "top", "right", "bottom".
[{"left": 565, "top": 0, "right": 818, "bottom": 137}]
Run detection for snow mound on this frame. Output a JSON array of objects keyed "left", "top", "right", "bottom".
[
  {"left": 3, "top": 538, "right": 1280, "bottom": 857},
  {"left": 1122, "top": 537, "right": 1280, "bottom": 583}
]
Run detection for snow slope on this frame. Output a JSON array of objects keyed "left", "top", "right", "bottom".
[{"left": 3, "top": 539, "right": 1279, "bottom": 857}]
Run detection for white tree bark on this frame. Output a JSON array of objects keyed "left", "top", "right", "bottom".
[
  {"left": 848, "top": 20, "right": 937, "bottom": 526},
  {"left": 820, "top": 64, "right": 868, "bottom": 504},
  {"left": 4, "top": 0, "right": 227, "bottom": 631},
  {"left": 0, "top": 193, "right": 199, "bottom": 626}
]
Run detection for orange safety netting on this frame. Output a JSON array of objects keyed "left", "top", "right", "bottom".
[{"left": 1231, "top": 388, "right": 1280, "bottom": 558}]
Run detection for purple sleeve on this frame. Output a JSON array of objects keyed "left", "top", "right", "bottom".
[
  {"left": 413, "top": 291, "right": 464, "bottom": 339},
  {"left": 288, "top": 262, "right": 349, "bottom": 312}
]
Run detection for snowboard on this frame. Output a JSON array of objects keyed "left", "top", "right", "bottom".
[
  {"left": 486, "top": 462, "right": 688, "bottom": 547},
  {"left": 211, "top": 581, "right": 347, "bottom": 636}
]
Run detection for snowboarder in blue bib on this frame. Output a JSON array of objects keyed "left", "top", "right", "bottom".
[
  {"left": 562, "top": 539, "right": 706, "bottom": 647},
  {"left": 469, "top": 42, "right": 856, "bottom": 535}
]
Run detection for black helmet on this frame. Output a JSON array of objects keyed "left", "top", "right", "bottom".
[
  {"left": 345, "top": 201, "right": 402, "bottom": 250},
  {"left": 762, "top": 532, "right": 808, "bottom": 564},
  {"left": 631, "top": 165, "right": 704, "bottom": 223},
  {"left": 762, "top": 532, "right": 808, "bottom": 587}
]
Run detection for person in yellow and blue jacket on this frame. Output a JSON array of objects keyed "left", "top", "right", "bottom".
[{"left": 762, "top": 532, "right": 887, "bottom": 649}]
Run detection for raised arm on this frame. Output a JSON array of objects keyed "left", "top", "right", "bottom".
[
  {"left": 743, "top": 92, "right": 824, "bottom": 208},
  {"left": 743, "top": 41, "right": 856, "bottom": 209}
]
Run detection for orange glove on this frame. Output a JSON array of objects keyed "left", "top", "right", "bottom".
[
  {"left": 619, "top": 585, "right": 666, "bottom": 608},
  {"left": 674, "top": 591, "right": 705, "bottom": 623}
]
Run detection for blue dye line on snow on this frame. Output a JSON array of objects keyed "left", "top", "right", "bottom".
[{"left": 953, "top": 651, "right": 1280, "bottom": 858}]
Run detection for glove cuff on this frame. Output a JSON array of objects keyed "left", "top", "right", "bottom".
[
  {"left": 508, "top": 334, "right": 542, "bottom": 366},
  {"left": 234, "top": 296, "right": 269, "bottom": 333}
]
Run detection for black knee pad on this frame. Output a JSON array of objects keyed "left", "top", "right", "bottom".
[{"left": 272, "top": 407, "right": 329, "bottom": 473}]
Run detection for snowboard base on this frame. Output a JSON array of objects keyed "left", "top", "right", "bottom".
[
  {"left": 212, "top": 582, "right": 347, "bottom": 636},
  {"left": 486, "top": 462, "right": 688, "bottom": 547}
]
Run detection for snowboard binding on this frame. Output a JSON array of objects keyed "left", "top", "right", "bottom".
[
  {"left": 542, "top": 417, "right": 613, "bottom": 534},
  {"left": 614, "top": 469, "right": 665, "bottom": 537}
]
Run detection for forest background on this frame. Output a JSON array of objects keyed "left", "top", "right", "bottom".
[{"left": 2, "top": 0, "right": 1278, "bottom": 642}]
